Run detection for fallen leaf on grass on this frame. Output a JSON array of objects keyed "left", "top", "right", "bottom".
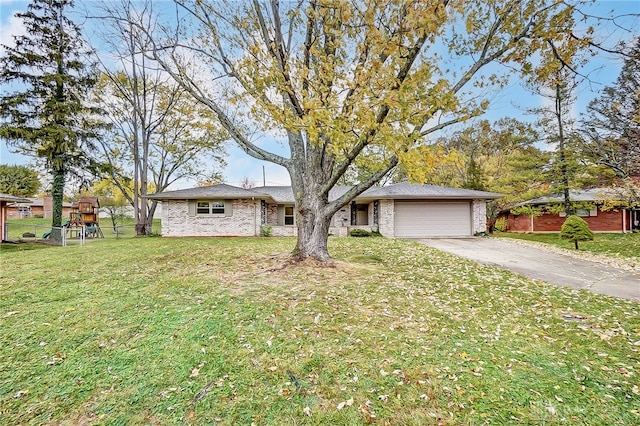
[
  {"left": 358, "top": 401, "right": 376, "bottom": 420},
  {"left": 337, "top": 398, "right": 354, "bottom": 410},
  {"left": 190, "top": 362, "right": 205, "bottom": 377},
  {"left": 13, "top": 389, "right": 28, "bottom": 398},
  {"left": 303, "top": 406, "right": 312, "bottom": 416}
]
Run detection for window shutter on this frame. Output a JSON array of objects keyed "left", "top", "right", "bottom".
[
  {"left": 188, "top": 201, "right": 196, "bottom": 216},
  {"left": 224, "top": 200, "right": 233, "bottom": 217},
  {"left": 589, "top": 208, "right": 598, "bottom": 217}
]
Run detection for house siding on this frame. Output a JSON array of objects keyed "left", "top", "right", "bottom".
[
  {"left": 505, "top": 207, "right": 628, "bottom": 233},
  {"left": 161, "top": 199, "right": 260, "bottom": 237}
]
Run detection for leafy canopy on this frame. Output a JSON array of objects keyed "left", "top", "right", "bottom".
[{"left": 0, "top": 164, "right": 41, "bottom": 197}]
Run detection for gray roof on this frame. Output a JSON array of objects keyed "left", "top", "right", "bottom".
[
  {"left": 0, "top": 193, "right": 32, "bottom": 203},
  {"left": 148, "top": 182, "right": 502, "bottom": 203},
  {"left": 146, "top": 183, "right": 269, "bottom": 200},
  {"left": 359, "top": 182, "right": 503, "bottom": 200},
  {"left": 257, "top": 185, "right": 353, "bottom": 203},
  {"left": 524, "top": 188, "right": 634, "bottom": 205}
]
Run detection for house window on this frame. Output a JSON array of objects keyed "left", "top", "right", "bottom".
[
  {"left": 197, "top": 200, "right": 225, "bottom": 215},
  {"left": 576, "top": 208, "right": 590, "bottom": 217},
  {"left": 284, "top": 205, "right": 295, "bottom": 225}
]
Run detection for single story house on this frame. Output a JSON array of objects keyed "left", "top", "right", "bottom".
[
  {"left": 499, "top": 188, "right": 639, "bottom": 233},
  {"left": 146, "top": 182, "right": 502, "bottom": 238},
  {"left": 5, "top": 195, "right": 73, "bottom": 219},
  {"left": 1, "top": 193, "right": 31, "bottom": 241}
]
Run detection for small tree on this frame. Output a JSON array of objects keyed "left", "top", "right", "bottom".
[{"left": 560, "top": 215, "right": 594, "bottom": 250}]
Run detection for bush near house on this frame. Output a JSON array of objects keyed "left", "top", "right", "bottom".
[{"left": 560, "top": 215, "right": 595, "bottom": 250}]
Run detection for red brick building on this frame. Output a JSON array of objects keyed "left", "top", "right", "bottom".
[
  {"left": 500, "top": 188, "right": 639, "bottom": 233},
  {"left": 1, "top": 193, "right": 31, "bottom": 241},
  {"left": 5, "top": 195, "right": 73, "bottom": 219}
]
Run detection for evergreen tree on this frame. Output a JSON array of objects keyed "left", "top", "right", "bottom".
[
  {"left": 560, "top": 215, "right": 594, "bottom": 250},
  {"left": 463, "top": 156, "right": 486, "bottom": 191},
  {"left": 0, "top": 0, "right": 103, "bottom": 241}
]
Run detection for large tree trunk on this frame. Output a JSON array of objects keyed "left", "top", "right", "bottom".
[
  {"left": 294, "top": 193, "right": 333, "bottom": 262},
  {"left": 50, "top": 167, "right": 65, "bottom": 242},
  {"left": 287, "top": 126, "right": 338, "bottom": 261}
]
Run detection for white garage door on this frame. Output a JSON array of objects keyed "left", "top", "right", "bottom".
[{"left": 394, "top": 201, "right": 471, "bottom": 238}]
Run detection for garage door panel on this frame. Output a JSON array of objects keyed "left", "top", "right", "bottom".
[{"left": 394, "top": 201, "right": 471, "bottom": 237}]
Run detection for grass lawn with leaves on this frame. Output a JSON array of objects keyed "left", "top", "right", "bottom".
[
  {"left": 1, "top": 237, "right": 639, "bottom": 425},
  {"left": 496, "top": 232, "right": 640, "bottom": 259}
]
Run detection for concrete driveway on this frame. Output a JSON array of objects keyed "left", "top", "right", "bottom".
[{"left": 418, "top": 238, "right": 640, "bottom": 301}]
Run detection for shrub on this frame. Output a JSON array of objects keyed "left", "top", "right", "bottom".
[
  {"left": 560, "top": 215, "right": 594, "bottom": 250},
  {"left": 494, "top": 217, "right": 507, "bottom": 232},
  {"left": 260, "top": 224, "right": 273, "bottom": 237},
  {"left": 349, "top": 229, "right": 371, "bottom": 237}
]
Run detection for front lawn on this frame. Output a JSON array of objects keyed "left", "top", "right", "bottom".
[
  {"left": 1, "top": 237, "right": 638, "bottom": 425},
  {"left": 496, "top": 232, "right": 640, "bottom": 259}
]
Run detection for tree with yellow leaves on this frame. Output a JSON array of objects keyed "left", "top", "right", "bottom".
[{"left": 134, "top": 0, "right": 603, "bottom": 261}]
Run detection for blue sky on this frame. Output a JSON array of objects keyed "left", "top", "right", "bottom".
[{"left": 1, "top": 0, "right": 638, "bottom": 189}]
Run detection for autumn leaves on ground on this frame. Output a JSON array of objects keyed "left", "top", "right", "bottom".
[{"left": 1, "top": 237, "right": 639, "bottom": 425}]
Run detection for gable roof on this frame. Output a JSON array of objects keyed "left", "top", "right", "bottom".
[
  {"left": 522, "top": 188, "right": 635, "bottom": 205},
  {"left": 0, "top": 193, "right": 32, "bottom": 204},
  {"left": 257, "top": 185, "right": 354, "bottom": 203},
  {"left": 359, "top": 182, "right": 502, "bottom": 200},
  {"left": 146, "top": 183, "right": 270, "bottom": 201},
  {"left": 147, "top": 182, "right": 502, "bottom": 203}
]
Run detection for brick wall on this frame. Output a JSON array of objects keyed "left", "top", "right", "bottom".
[
  {"left": 161, "top": 199, "right": 261, "bottom": 237},
  {"left": 505, "top": 207, "right": 628, "bottom": 233},
  {"left": 161, "top": 198, "right": 489, "bottom": 238}
]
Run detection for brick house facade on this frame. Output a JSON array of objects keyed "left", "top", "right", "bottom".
[
  {"left": 149, "top": 183, "right": 502, "bottom": 238},
  {"left": 500, "top": 188, "right": 639, "bottom": 233},
  {"left": 505, "top": 208, "right": 632, "bottom": 233}
]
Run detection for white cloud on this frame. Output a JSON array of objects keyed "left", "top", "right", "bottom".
[{"left": 0, "top": 8, "right": 27, "bottom": 57}]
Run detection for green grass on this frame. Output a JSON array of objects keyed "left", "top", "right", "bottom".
[
  {"left": 1, "top": 237, "right": 639, "bottom": 425},
  {"left": 496, "top": 232, "right": 640, "bottom": 259},
  {"left": 3, "top": 217, "right": 161, "bottom": 242}
]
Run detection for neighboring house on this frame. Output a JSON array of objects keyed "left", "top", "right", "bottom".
[
  {"left": 499, "top": 188, "right": 639, "bottom": 233},
  {"left": 146, "top": 182, "right": 502, "bottom": 238},
  {"left": 6, "top": 195, "right": 73, "bottom": 219},
  {"left": 1, "top": 193, "right": 31, "bottom": 241}
]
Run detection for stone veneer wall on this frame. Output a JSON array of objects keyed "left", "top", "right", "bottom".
[
  {"left": 377, "top": 200, "right": 394, "bottom": 237},
  {"left": 265, "top": 204, "right": 279, "bottom": 225},
  {"left": 161, "top": 199, "right": 260, "bottom": 237},
  {"left": 161, "top": 198, "right": 489, "bottom": 238},
  {"left": 472, "top": 200, "right": 487, "bottom": 235}
]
